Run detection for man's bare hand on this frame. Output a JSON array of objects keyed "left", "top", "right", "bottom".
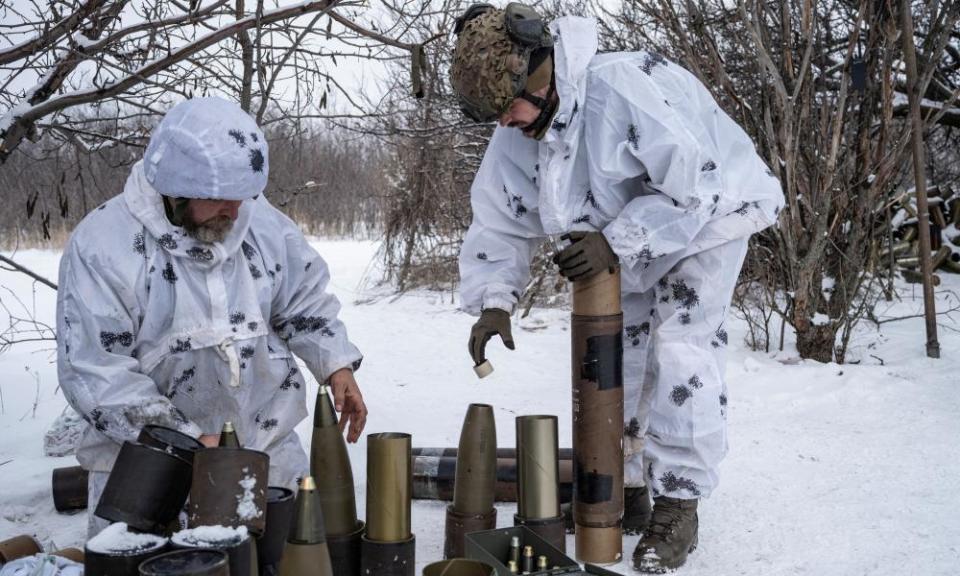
[
  {"left": 328, "top": 368, "right": 368, "bottom": 443},
  {"left": 198, "top": 434, "right": 219, "bottom": 447}
]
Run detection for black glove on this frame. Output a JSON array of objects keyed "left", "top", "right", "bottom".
[
  {"left": 468, "top": 308, "right": 514, "bottom": 366},
  {"left": 553, "top": 231, "right": 619, "bottom": 281}
]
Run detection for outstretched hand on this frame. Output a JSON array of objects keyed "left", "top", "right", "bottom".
[{"left": 328, "top": 368, "right": 368, "bottom": 443}]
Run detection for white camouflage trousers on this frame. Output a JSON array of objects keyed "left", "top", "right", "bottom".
[{"left": 622, "top": 237, "right": 748, "bottom": 500}]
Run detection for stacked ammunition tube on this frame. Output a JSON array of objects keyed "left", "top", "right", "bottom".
[
  {"left": 571, "top": 269, "right": 624, "bottom": 565},
  {"left": 444, "top": 404, "right": 498, "bottom": 558},
  {"left": 310, "top": 385, "right": 364, "bottom": 575},
  {"left": 362, "top": 432, "right": 415, "bottom": 576},
  {"left": 514, "top": 415, "right": 566, "bottom": 552}
]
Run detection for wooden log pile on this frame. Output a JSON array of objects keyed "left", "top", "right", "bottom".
[{"left": 881, "top": 185, "right": 960, "bottom": 284}]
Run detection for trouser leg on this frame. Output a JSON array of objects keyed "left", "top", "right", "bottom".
[
  {"left": 622, "top": 290, "right": 657, "bottom": 488},
  {"left": 643, "top": 238, "right": 748, "bottom": 499}
]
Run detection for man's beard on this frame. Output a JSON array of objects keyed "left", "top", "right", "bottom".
[{"left": 183, "top": 214, "right": 234, "bottom": 243}]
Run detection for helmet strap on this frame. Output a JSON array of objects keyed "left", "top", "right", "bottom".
[{"left": 522, "top": 78, "right": 558, "bottom": 140}]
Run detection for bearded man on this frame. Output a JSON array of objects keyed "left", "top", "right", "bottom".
[{"left": 56, "top": 97, "right": 368, "bottom": 536}]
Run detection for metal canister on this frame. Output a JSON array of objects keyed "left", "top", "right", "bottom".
[
  {"left": 139, "top": 549, "right": 230, "bottom": 576},
  {"left": 256, "top": 486, "right": 296, "bottom": 576},
  {"left": 189, "top": 447, "right": 270, "bottom": 536},
  {"left": 137, "top": 424, "right": 205, "bottom": 465},
  {"left": 171, "top": 526, "right": 254, "bottom": 576},
  {"left": 52, "top": 465, "right": 89, "bottom": 512},
  {"left": 85, "top": 523, "right": 169, "bottom": 575},
  {"left": 95, "top": 441, "right": 193, "bottom": 533}
]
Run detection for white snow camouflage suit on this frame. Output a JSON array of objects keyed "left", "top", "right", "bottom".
[
  {"left": 459, "top": 17, "right": 784, "bottom": 498},
  {"left": 57, "top": 162, "right": 362, "bottom": 533}
]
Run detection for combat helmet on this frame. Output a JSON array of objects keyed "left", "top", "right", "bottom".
[{"left": 450, "top": 3, "right": 556, "bottom": 137}]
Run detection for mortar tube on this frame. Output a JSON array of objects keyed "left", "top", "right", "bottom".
[
  {"left": 412, "top": 447, "right": 574, "bottom": 459},
  {"left": 366, "top": 432, "right": 412, "bottom": 542},
  {"left": 412, "top": 456, "right": 574, "bottom": 503},
  {"left": 310, "top": 384, "right": 359, "bottom": 536},
  {"left": 571, "top": 268, "right": 624, "bottom": 565}
]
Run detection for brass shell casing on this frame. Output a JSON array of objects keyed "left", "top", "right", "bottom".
[
  {"left": 365, "top": 432, "right": 413, "bottom": 542},
  {"left": 516, "top": 415, "right": 561, "bottom": 519}
]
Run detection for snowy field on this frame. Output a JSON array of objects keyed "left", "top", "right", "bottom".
[{"left": 0, "top": 239, "right": 958, "bottom": 575}]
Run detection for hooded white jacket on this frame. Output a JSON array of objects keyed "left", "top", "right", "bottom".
[
  {"left": 57, "top": 161, "right": 361, "bottom": 484},
  {"left": 459, "top": 17, "right": 784, "bottom": 314}
]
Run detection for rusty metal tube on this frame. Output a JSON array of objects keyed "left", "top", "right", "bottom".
[
  {"left": 366, "top": 432, "right": 412, "bottom": 542},
  {"left": 572, "top": 269, "right": 624, "bottom": 565}
]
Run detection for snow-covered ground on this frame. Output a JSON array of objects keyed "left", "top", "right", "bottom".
[{"left": 0, "top": 240, "right": 958, "bottom": 575}]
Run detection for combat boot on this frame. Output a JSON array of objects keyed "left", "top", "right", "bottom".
[
  {"left": 622, "top": 486, "right": 652, "bottom": 535},
  {"left": 632, "top": 496, "right": 698, "bottom": 573}
]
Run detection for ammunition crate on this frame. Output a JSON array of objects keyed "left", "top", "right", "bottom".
[{"left": 464, "top": 526, "right": 583, "bottom": 576}]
